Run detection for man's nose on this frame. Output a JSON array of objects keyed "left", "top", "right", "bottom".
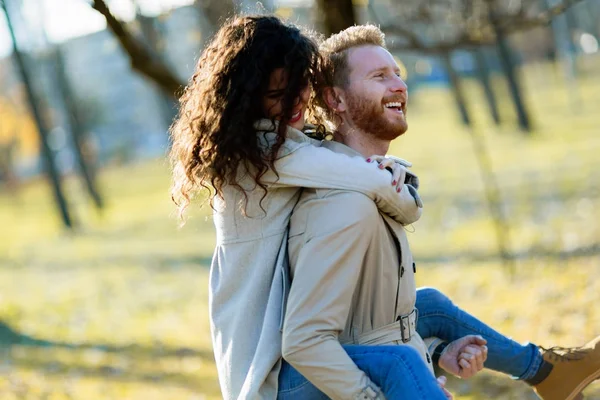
[{"left": 390, "top": 76, "right": 408, "bottom": 93}]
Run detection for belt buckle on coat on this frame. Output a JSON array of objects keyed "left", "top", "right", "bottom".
[{"left": 397, "top": 308, "right": 417, "bottom": 343}]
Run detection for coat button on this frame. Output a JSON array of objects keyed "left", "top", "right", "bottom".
[
  {"left": 413, "top": 262, "right": 416, "bottom": 273},
  {"left": 400, "top": 266, "right": 405, "bottom": 277}
]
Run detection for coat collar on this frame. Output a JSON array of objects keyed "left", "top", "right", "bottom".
[{"left": 321, "top": 139, "right": 365, "bottom": 159}]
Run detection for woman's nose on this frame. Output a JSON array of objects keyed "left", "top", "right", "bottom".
[{"left": 298, "top": 86, "right": 310, "bottom": 104}]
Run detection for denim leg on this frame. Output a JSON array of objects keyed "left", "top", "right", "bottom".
[
  {"left": 415, "top": 287, "right": 542, "bottom": 380},
  {"left": 278, "top": 345, "right": 447, "bottom": 400}
]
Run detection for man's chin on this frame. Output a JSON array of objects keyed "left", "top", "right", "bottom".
[{"left": 389, "top": 121, "right": 408, "bottom": 138}]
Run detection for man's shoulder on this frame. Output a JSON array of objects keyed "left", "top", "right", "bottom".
[{"left": 291, "top": 189, "right": 379, "bottom": 240}]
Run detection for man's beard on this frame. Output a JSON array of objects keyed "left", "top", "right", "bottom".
[{"left": 345, "top": 91, "right": 407, "bottom": 141}]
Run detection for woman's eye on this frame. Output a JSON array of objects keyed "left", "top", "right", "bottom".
[{"left": 266, "top": 90, "right": 285, "bottom": 99}]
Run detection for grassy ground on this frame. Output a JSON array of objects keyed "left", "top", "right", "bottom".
[{"left": 2, "top": 56, "right": 600, "bottom": 399}]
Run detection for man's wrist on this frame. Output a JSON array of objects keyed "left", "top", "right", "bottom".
[{"left": 431, "top": 341, "right": 450, "bottom": 366}]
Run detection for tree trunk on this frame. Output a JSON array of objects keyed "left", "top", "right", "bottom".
[
  {"left": 134, "top": 7, "right": 178, "bottom": 126},
  {"left": 316, "top": 0, "right": 356, "bottom": 36},
  {"left": 2, "top": 0, "right": 74, "bottom": 229},
  {"left": 468, "top": 124, "right": 515, "bottom": 273},
  {"left": 53, "top": 47, "right": 104, "bottom": 211},
  {"left": 543, "top": 0, "right": 581, "bottom": 111},
  {"left": 441, "top": 52, "right": 471, "bottom": 126},
  {"left": 195, "top": 0, "right": 236, "bottom": 32},
  {"left": 473, "top": 49, "right": 501, "bottom": 125},
  {"left": 586, "top": 1, "right": 600, "bottom": 40},
  {"left": 91, "top": 0, "right": 184, "bottom": 98},
  {"left": 490, "top": 9, "right": 532, "bottom": 133}
]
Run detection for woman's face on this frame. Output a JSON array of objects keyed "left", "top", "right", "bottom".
[{"left": 262, "top": 68, "right": 310, "bottom": 131}]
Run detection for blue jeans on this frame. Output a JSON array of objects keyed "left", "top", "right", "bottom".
[
  {"left": 277, "top": 345, "right": 447, "bottom": 399},
  {"left": 277, "top": 287, "right": 543, "bottom": 399},
  {"left": 415, "top": 287, "right": 542, "bottom": 380}
]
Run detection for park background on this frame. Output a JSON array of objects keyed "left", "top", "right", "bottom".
[{"left": 1, "top": 0, "right": 600, "bottom": 398}]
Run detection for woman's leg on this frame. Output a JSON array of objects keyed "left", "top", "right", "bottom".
[
  {"left": 278, "top": 344, "right": 447, "bottom": 399},
  {"left": 416, "top": 287, "right": 542, "bottom": 380}
]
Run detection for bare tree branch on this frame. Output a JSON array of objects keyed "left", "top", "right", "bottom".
[
  {"left": 91, "top": 0, "right": 185, "bottom": 98},
  {"left": 377, "top": 0, "right": 584, "bottom": 53},
  {"left": 381, "top": 25, "right": 430, "bottom": 50},
  {"left": 500, "top": 0, "right": 585, "bottom": 31},
  {"left": 194, "top": 0, "right": 235, "bottom": 31}
]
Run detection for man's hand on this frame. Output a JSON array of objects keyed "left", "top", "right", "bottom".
[
  {"left": 437, "top": 376, "right": 453, "bottom": 399},
  {"left": 438, "top": 335, "right": 488, "bottom": 379}
]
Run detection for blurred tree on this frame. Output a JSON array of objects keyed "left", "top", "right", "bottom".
[
  {"left": 316, "top": 0, "right": 356, "bottom": 36},
  {"left": 488, "top": 3, "right": 532, "bottom": 132},
  {"left": 367, "top": 0, "right": 585, "bottom": 268},
  {"left": 91, "top": 0, "right": 185, "bottom": 97},
  {"left": 132, "top": 0, "right": 178, "bottom": 126},
  {"left": 472, "top": 48, "right": 501, "bottom": 125},
  {"left": 441, "top": 51, "right": 471, "bottom": 126},
  {"left": 543, "top": 0, "right": 582, "bottom": 110},
  {"left": 0, "top": 137, "right": 19, "bottom": 195},
  {"left": 1, "top": 0, "right": 73, "bottom": 228},
  {"left": 52, "top": 47, "right": 104, "bottom": 211},
  {"left": 194, "top": 0, "right": 235, "bottom": 32},
  {"left": 373, "top": 0, "right": 585, "bottom": 133}
]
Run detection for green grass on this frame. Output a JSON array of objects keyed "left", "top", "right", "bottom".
[{"left": 2, "top": 55, "right": 600, "bottom": 399}]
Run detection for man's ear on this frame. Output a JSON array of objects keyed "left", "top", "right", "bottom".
[{"left": 323, "top": 87, "right": 347, "bottom": 113}]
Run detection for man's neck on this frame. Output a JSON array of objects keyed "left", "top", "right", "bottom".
[{"left": 333, "top": 126, "right": 390, "bottom": 158}]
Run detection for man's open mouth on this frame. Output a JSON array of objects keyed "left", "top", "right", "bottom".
[{"left": 384, "top": 101, "right": 405, "bottom": 114}]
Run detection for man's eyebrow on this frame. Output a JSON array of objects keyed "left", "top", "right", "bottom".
[
  {"left": 366, "top": 65, "right": 400, "bottom": 75},
  {"left": 366, "top": 66, "right": 388, "bottom": 75}
]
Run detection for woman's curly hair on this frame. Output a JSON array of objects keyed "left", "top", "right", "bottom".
[{"left": 169, "top": 15, "right": 324, "bottom": 218}]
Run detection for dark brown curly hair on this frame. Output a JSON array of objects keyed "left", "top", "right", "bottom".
[{"left": 169, "top": 15, "right": 323, "bottom": 218}]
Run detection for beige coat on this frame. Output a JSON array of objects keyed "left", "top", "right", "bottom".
[
  {"left": 209, "top": 120, "right": 423, "bottom": 400},
  {"left": 283, "top": 140, "right": 435, "bottom": 400}
]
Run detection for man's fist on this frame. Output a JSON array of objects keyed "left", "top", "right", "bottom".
[{"left": 438, "top": 335, "right": 488, "bottom": 379}]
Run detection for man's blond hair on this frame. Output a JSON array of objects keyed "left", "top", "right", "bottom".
[
  {"left": 309, "top": 24, "right": 387, "bottom": 130},
  {"left": 321, "top": 24, "right": 386, "bottom": 87}
]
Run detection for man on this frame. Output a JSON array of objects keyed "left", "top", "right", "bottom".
[{"left": 281, "top": 24, "right": 600, "bottom": 400}]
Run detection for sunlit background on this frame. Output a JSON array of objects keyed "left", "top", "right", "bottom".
[{"left": 1, "top": 0, "right": 599, "bottom": 398}]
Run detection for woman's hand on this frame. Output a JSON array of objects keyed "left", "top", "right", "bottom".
[
  {"left": 366, "top": 155, "right": 422, "bottom": 207},
  {"left": 438, "top": 335, "right": 488, "bottom": 379},
  {"left": 366, "top": 155, "right": 409, "bottom": 193},
  {"left": 436, "top": 376, "right": 454, "bottom": 399}
]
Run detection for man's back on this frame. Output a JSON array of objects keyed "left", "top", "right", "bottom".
[{"left": 282, "top": 141, "right": 433, "bottom": 399}]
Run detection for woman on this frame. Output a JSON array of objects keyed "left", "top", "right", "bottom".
[{"left": 169, "top": 15, "right": 446, "bottom": 400}]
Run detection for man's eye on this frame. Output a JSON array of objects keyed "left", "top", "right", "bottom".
[{"left": 374, "top": 73, "right": 385, "bottom": 79}]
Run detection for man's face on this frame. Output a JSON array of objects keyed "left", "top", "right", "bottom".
[{"left": 341, "top": 45, "right": 408, "bottom": 140}]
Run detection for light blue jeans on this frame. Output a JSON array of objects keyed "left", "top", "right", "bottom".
[
  {"left": 277, "top": 344, "right": 447, "bottom": 399},
  {"left": 416, "top": 287, "right": 542, "bottom": 380},
  {"left": 277, "top": 287, "right": 543, "bottom": 399}
]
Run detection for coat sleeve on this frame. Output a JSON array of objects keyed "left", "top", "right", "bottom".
[
  {"left": 282, "top": 191, "right": 383, "bottom": 400},
  {"left": 262, "top": 144, "right": 422, "bottom": 225}
]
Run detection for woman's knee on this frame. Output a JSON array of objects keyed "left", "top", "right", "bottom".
[
  {"left": 416, "top": 287, "right": 453, "bottom": 308},
  {"left": 370, "top": 345, "right": 424, "bottom": 371}
]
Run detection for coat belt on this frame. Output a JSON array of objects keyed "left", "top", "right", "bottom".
[{"left": 342, "top": 308, "right": 418, "bottom": 345}]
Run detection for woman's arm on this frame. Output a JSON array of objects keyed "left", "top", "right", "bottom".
[{"left": 262, "top": 143, "right": 422, "bottom": 225}]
